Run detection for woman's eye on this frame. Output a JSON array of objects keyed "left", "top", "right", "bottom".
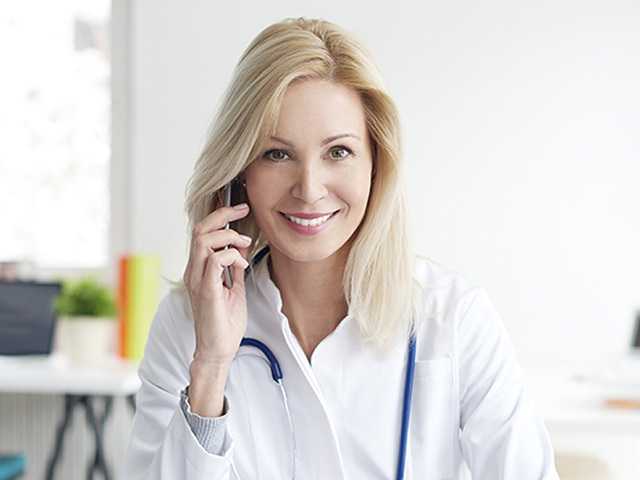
[
  {"left": 263, "top": 149, "right": 290, "bottom": 162},
  {"left": 329, "top": 145, "right": 353, "bottom": 160}
]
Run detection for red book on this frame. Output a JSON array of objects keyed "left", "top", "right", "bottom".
[{"left": 117, "top": 254, "right": 128, "bottom": 358}]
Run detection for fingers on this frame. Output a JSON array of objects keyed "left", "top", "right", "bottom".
[
  {"left": 202, "top": 248, "right": 249, "bottom": 295},
  {"left": 193, "top": 205, "right": 250, "bottom": 237},
  {"left": 188, "top": 227, "right": 253, "bottom": 290},
  {"left": 186, "top": 204, "right": 250, "bottom": 282}
]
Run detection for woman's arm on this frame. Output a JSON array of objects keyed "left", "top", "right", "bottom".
[
  {"left": 123, "top": 292, "right": 236, "bottom": 479},
  {"left": 180, "top": 386, "right": 230, "bottom": 454},
  {"left": 456, "top": 288, "right": 559, "bottom": 479}
]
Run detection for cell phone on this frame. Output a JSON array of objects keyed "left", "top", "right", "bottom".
[
  {"left": 219, "top": 177, "right": 246, "bottom": 289},
  {"left": 221, "top": 182, "right": 234, "bottom": 289}
]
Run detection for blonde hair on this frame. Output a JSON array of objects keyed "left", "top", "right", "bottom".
[{"left": 166, "top": 17, "right": 427, "bottom": 353}]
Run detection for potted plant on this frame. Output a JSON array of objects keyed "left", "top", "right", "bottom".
[{"left": 53, "top": 275, "right": 118, "bottom": 365}]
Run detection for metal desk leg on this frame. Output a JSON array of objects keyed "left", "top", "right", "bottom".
[
  {"left": 45, "top": 394, "right": 81, "bottom": 480},
  {"left": 127, "top": 393, "right": 136, "bottom": 413},
  {"left": 45, "top": 394, "right": 117, "bottom": 480},
  {"left": 83, "top": 395, "right": 114, "bottom": 480}
]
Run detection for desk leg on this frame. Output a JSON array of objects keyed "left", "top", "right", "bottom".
[
  {"left": 45, "top": 394, "right": 116, "bottom": 480},
  {"left": 45, "top": 394, "right": 81, "bottom": 480},
  {"left": 83, "top": 395, "right": 113, "bottom": 480},
  {"left": 127, "top": 393, "right": 136, "bottom": 413}
]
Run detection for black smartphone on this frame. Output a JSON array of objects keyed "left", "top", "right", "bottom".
[{"left": 219, "top": 177, "right": 246, "bottom": 289}]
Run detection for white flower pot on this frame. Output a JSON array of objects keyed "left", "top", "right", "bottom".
[{"left": 54, "top": 316, "right": 117, "bottom": 366}]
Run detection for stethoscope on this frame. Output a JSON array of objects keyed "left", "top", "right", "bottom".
[{"left": 228, "top": 246, "right": 417, "bottom": 480}]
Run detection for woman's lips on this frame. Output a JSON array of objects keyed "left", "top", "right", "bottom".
[
  {"left": 280, "top": 210, "right": 340, "bottom": 218},
  {"left": 279, "top": 210, "right": 340, "bottom": 236}
]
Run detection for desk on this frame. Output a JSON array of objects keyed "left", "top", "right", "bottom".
[
  {"left": 0, "top": 352, "right": 141, "bottom": 480},
  {"left": 523, "top": 357, "right": 640, "bottom": 479},
  {"left": 524, "top": 356, "right": 640, "bottom": 433}
]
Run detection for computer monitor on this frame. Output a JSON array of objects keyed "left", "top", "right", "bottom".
[
  {"left": 0, "top": 280, "right": 62, "bottom": 355},
  {"left": 632, "top": 310, "right": 640, "bottom": 351}
]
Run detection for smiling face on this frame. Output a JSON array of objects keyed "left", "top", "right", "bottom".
[{"left": 243, "top": 78, "right": 374, "bottom": 262}]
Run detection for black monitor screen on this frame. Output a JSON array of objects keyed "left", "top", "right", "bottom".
[{"left": 0, "top": 280, "right": 62, "bottom": 356}]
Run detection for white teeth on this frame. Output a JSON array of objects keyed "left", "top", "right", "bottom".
[{"left": 284, "top": 212, "right": 335, "bottom": 227}]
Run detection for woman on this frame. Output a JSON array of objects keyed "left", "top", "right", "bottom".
[{"left": 125, "top": 17, "right": 559, "bottom": 479}]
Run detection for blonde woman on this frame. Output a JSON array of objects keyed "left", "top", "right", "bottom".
[{"left": 125, "top": 17, "right": 559, "bottom": 479}]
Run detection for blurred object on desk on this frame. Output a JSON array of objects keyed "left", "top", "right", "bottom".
[
  {"left": 53, "top": 316, "right": 117, "bottom": 366},
  {"left": 0, "top": 280, "right": 62, "bottom": 356},
  {"left": 51, "top": 276, "right": 118, "bottom": 366},
  {"left": 573, "top": 350, "right": 640, "bottom": 413},
  {"left": 117, "top": 253, "right": 161, "bottom": 361},
  {"left": 523, "top": 355, "right": 640, "bottom": 432},
  {"left": 631, "top": 309, "right": 640, "bottom": 350},
  {"left": 604, "top": 398, "right": 640, "bottom": 410},
  {"left": 0, "top": 262, "right": 18, "bottom": 281},
  {"left": 0, "top": 258, "right": 36, "bottom": 282}
]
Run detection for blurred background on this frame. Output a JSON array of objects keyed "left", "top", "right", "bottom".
[{"left": 0, "top": 0, "right": 639, "bottom": 479}]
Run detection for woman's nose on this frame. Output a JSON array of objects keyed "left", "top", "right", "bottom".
[{"left": 290, "top": 166, "right": 330, "bottom": 202}]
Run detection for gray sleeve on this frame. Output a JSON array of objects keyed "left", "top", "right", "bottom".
[{"left": 179, "top": 385, "right": 230, "bottom": 455}]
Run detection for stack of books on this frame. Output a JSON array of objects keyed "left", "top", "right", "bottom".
[{"left": 116, "top": 254, "right": 161, "bottom": 362}]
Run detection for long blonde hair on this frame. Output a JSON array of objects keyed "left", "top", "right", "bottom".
[{"left": 167, "top": 17, "right": 427, "bottom": 354}]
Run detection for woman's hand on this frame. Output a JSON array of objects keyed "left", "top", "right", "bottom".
[{"left": 182, "top": 203, "right": 253, "bottom": 368}]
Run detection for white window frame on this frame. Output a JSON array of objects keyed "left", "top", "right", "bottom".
[{"left": 33, "top": 0, "right": 130, "bottom": 289}]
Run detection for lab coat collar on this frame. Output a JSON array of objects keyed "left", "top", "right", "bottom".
[{"left": 248, "top": 248, "right": 286, "bottom": 327}]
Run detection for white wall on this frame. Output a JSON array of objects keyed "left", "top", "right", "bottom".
[
  {"left": 128, "top": 0, "right": 640, "bottom": 369},
  {"left": 126, "top": 1, "right": 640, "bottom": 478}
]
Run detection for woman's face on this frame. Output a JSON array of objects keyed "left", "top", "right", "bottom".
[{"left": 244, "top": 78, "right": 374, "bottom": 262}]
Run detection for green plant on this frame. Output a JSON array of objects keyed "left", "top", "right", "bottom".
[{"left": 53, "top": 275, "right": 117, "bottom": 318}]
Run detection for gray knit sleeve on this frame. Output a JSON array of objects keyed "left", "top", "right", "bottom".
[{"left": 179, "top": 385, "right": 230, "bottom": 454}]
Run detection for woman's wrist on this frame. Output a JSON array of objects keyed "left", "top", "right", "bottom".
[{"left": 188, "top": 359, "right": 231, "bottom": 417}]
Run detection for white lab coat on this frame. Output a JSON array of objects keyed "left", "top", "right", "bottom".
[{"left": 124, "top": 251, "right": 559, "bottom": 479}]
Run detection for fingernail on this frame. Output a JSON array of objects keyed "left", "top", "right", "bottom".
[
  {"left": 233, "top": 203, "right": 249, "bottom": 210},
  {"left": 239, "top": 234, "right": 252, "bottom": 243}
]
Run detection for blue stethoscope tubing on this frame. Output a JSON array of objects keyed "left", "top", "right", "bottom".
[
  {"left": 238, "top": 246, "right": 417, "bottom": 479},
  {"left": 397, "top": 332, "right": 417, "bottom": 480},
  {"left": 238, "top": 334, "right": 416, "bottom": 479}
]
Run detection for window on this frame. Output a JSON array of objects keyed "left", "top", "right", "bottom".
[{"left": 0, "top": 1, "right": 111, "bottom": 272}]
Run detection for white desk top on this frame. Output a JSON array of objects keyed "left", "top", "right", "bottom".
[
  {"left": 523, "top": 355, "right": 640, "bottom": 433},
  {"left": 2, "top": 350, "right": 640, "bottom": 430},
  {"left": 0, "top": 352, "right": 141, "bottom": 395}
]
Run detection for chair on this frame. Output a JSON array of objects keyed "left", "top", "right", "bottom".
[
  {"left": 555, "top": 452, "right": 614, "bottom": 480},
  {"left": 0, "top": 454, "right": 26, "bottom": 480}
]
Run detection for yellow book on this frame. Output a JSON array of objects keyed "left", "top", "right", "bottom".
[{"left": 124, "top": 254, "right": 161, "bottom": 360}]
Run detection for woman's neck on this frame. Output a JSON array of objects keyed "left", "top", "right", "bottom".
[{"left": 268, "top": 248, "right": 350, "bottom": 360}]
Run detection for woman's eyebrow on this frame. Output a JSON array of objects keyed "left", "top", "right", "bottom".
[{"left": 269, "top": 133, "right": 361, "bottom": 147}]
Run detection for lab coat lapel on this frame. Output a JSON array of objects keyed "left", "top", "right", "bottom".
[
  {"left": 325, "top": 313, "right": 411, "bottom": 479},
  {"left": 246, "top": 253, "right": 415, "bottom": 479},
  {"left": 240, "top": 253, "right": 347, "bottom": 479}
]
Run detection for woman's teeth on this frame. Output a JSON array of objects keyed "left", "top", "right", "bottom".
[{"left": 283, "top": 212, "right": 336, "bottom": 226}]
